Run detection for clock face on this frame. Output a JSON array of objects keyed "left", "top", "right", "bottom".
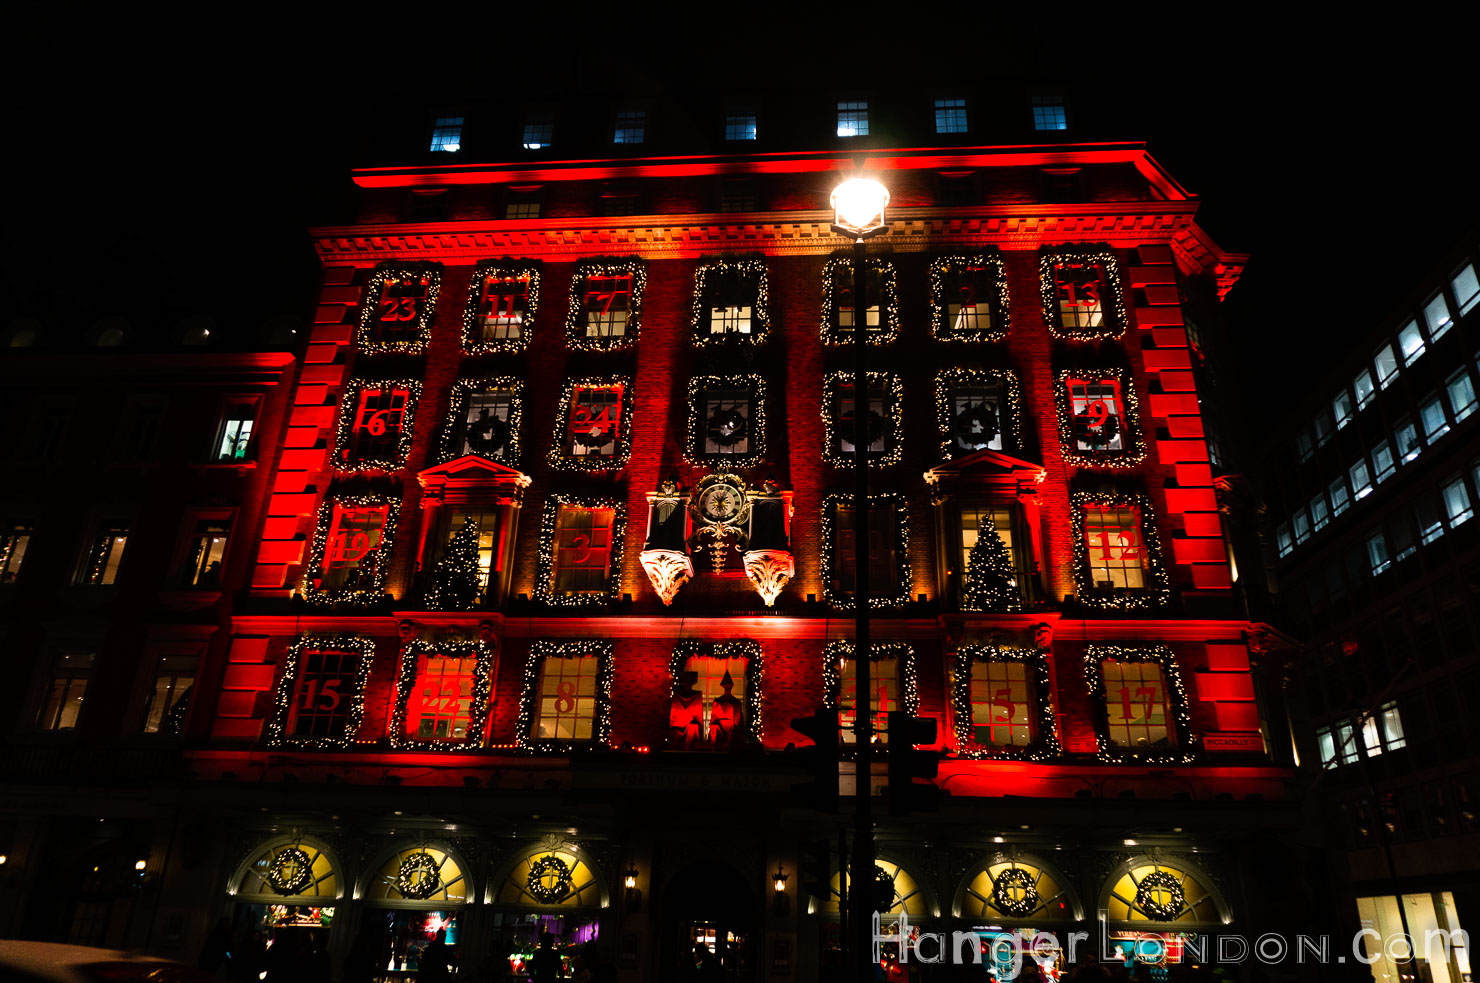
[{"left": 698, "top": 484, "right": 744, "bottom": 524}]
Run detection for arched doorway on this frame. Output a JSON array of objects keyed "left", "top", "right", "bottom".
[
  {"left": 227, "top": 835, "right": 342, "bottom": 974},
  {"left": 358, "top": 842, "right": 471, "bottom": 981},
  {"left": 660, "top": 862, "right": 757, "bottom": 983},
  {"left": 487, "top": 841, "right": 606, "bottom": 979}
]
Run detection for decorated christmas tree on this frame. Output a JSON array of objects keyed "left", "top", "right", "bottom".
[
  {"left": 426, "top": 520, "right": 482, "bottom": 611},
  {"left": 962, "top": 517, "right": 1021, "bottom": 612}
]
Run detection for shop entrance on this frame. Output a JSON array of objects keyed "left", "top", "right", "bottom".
[{"left": 659, "top": 862, "right": 757, "bottom": 983}]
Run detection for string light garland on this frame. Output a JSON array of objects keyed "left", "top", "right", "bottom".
[
  {"left": 357, "top": 263, "right": 442, "bottom": 355},
  {"left": 547, "top": 375, "right": 634, "bottom": 472},
  {"left": 516, "top": 641, "right": 614, "bottom": 753},
  {"left": 819, "top": 492, "right": 911, "bottom": 610},
  {"left": 929, "top": 254, "right": 1010, "bottom": 342},
  {"left": 1082, "top": 644, "right": 1195, "bottom": 764},
  {"left": 1068, "top": 489, "right": 1171, "bottom": 610},
  {"left": 1133, "top": 869, "right": 1187, "bottom": 921},
  {"left": 684, "top": 374, "right": 768, "bottom": 468},
  {"left": 819, "top": 255, "right": 899, "bottom": 346},
  {"left": 395, "top": 853, "right": 443, "bottom": 900},
  {"left": 301, "top": 495, "right": 400, "bottom": 606},
  {"left": 331, "top": 379, "right": 423, "bottom": 473},
  {"left": 935, "top": 367, "right": 1022, "bottom": 460},
  {"left": 690, "top": 257, "right": 771, "bottom": 347},
  {"left": 991, "top": 867, "right": 1040, "bottom": 919},
  {"left": 822, "top": 641, "right": 918, "bottom": 757},
  {"left": 266, "top": 848, "right": 314, "bottom": 895},
  {"left": 949, "top": 645, "right": 1061, "bottom": 761},
  {"left": 821, "top": 370, "right": 904, "bottom": 469},
  {"left": 526, "top": 855, "right": 574, "bottom": 903},
  {"left": 1054, "top": 368, "right": 1146, "bottom": 467},
  {"left": 564, "top": 257, "right": 647, "bottom": 352},
  {"left": 438, "top": 377, "right": 523, "bottom": 465},
  {"left": 264, "top": 634, "right": 376, "bottom": 748},
  {"left": 960, "top": 517, "right": 1022, "bottom": 613},
  {"left": 533, "top": 493, "right": 628, "bottom": 608},
  {"left": 668, "top": 640, "right": 764, "bottom": 742},
  {"left": 1038, "top": 246, "right": 1127, "bottom": 341},
  {"left": 460, "top": 261, "right": 541, "bottom": 355},
  {"left": 388, "top": 639, "right": 495, "bottom": 751}
]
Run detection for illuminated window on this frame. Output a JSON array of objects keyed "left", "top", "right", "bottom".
[
  {"left": 1372, "top": 441, "right": 1396, "bottom": 483},
  {"left": 214, "top": 401, "right": 257, "bottom": 461},
  {"left": 1313, "top": 411, "right": 1333, "bottom": 447},
  {"left": 522, "top": 112, "right": 554, "bottom": 149},
  {"left": 1452, "top": 262, "right": 1479, "bottom": 316},
  {"left": 1, "top": 521, "right": 31, "bottom": 584},
  {"left": 835, "top": 651, "right": 900, "bottom": 745},
  {"left": 700, "top": 263, "right": 757, "bottom": 336},
  {"left": 344, "top": 387, "right": 412, "bottom": 466},
  {"left": 943, "top": 375, "right": 1013, "bottom": 456},
  {"left": 679, "top": 647, "right": 753, "bottom": 744},
  {"left": 1367, "top": 529, "right": 1390, "bottom": 574},
  {"left": 1032, "top": 95, "right": 1067, "bottom": 130},
  {"left": 1418, "top": 495, "right": 1444, "bottom": 545},
  {"left": 1292, "top": 509, "right": 1311, "bottom": 544},
  {"left": 1275, "top": 523, "right": 1292, "bottom": 558},
  {"left": 429, "top": 117, "right": 463, "bottom": 153},
  {"left": 183, "top": 518, "right": 229, "bottom": 587},
  {"left": 695, "top": 383, "right": 757, "bottom": 459},
  {"left": 934, "top": 98, "right": 967, "bottom": 133},
  {"left": 552, "top": 505, "right": 615, "bottom": 595},
  {"left": 534, "top": 652, "right": 599, "bottom": 741},
  {"left": 1066, "top": 376, "right": 1127, "bottom": 454},
  {"left": 1399, "top": 319, "right": 1426, "bottom": 366},
  {"left": 1084, "top": 505, "right": 1146, "bottom": 589},
  {"left": 367, "top": 272, "right": 433, "bottom": 346},
  {"left": 1374, "top": 344, "right": 1399, "bottom": 388},
  {"left": 832, "top": 377, "right": 892, "bottom": 457},
  {"left": 725, "top": 112, "right": 757, "bottom": 141},
  {"left": 38, "top": 652, "right": 93, "bottom": 731},
  {"left": 1309, "top": 493, "right": 1329, "bottom": 531},
  {"left": 1443, "top": 475, "right": 1472, "bottom": 526},
  {"left": 1395, "top": 418, "right": 1421, "bottom": 463},
  {"left": 447, "top": 384, "right": 518, "bottom": 461},
  {"left": 505, "top": 189, "right": 542, "bottom": 220},
  {"left": 1353, "top": 368, "right": 1376, "bottom": 409},
  {"left": 143, "top": 653, "right": 195, "bottom": 734},
  {"left": 1421, "top": 394, "right": 1450, "bottom": 442},
  {"left": 613, "top": 110, "right": 646, "bottom": 144},
  {"left": 967, "top": 659, "right": 1032, "bottom": 747},
  {"left": 1447, "top": 370, "right": 1477, "bottom": 422},
  {"left": 289, "top": 647, "right": 363, "bottom": 740},
  {"left": 580, "top": 273, "right": 633, "bottom": 338},
  {"left": 80, "top": 523, "right": 129, "bottom": 586},
  {"left": 475, "top": 272, "right": 532, "bottom": 342},
  {"left": 1333, "top": 390, "right": 1354, "bottom": 429},
  {"left": 447, "top": 511, "right": 499, "bottom": 594},
  {"left": 960, "top": 505, "right": 1028, "bottom": 602},
  {"left": 1350, "top": 460, "right": 1373, "bottom": 499},
  {"left": 829, "top": 499, "right": 901, "bottom": 603},
  {"left": 1101, "top": 659, "right": 1170, "bottom": 748},
  {"left": 564, "top": 384, "right": 623, "bottom": 458},
  {"left": 1316, "top": 725, "right": 1338, "bottom": 769},
  {"left": 1052, "top": 261, "right": 1108, "bottom": 332},
  {"left": 1329, "top": 476, "right": 1350, "bottom": 516},
  {"left": 410, "top": 651, "right": 477, "bottom": 741},
  {"left": 941, "top": 262, "right": 999, "bottom": 335},
  {"left": 835, "top": 268, "right": 882, "bottom": 333},
  {"left": 1295, "top": 429, "right": 1314, "bottom": 463},
  {"left": 318, "top": 503, "right": 390, "bottom": 593},
  {"left": 837, "top": 101, "right": 869, "bottom": 137},
  {"left": 1424, "top": 292, "right": 1453, "bottom": 341}
]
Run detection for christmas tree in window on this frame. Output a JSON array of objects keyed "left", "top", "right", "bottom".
[
  {"left": 962, "top": 517, "right": 1020, "bottom": 612},
  {"left": 426, "top": 521, "right": 482, "bottom": 611}
]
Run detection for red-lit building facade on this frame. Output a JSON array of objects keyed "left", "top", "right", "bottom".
[{"left": 3, "top": 93, "right": 1316, "bottom": 983}]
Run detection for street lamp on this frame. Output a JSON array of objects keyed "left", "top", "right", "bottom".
[
  {"left": 831, "top": 172, "right": 888, "bottom": 983},
  {"left": 772, "top": 863, "right": 789, "bottom": 894}
]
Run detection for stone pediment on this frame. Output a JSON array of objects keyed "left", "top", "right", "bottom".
[
  {"left": 417, "top": 455, "right": 531, "bottom": 505},
  {"left": 924, "top": 449, "right": 1046, "bottom": 502}
]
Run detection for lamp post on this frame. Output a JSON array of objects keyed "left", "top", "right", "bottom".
[{"left": 830, "top": 175, "right": 889, "bottom": 983}]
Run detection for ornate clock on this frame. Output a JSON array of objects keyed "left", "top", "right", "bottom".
[{"left": 691, "top": 474, "right": 750, "bottom": 529}]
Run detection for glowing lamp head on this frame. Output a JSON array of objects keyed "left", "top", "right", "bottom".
[
  {"left": 830, "top": 178, "right": 889, "bottom": 237},
  {"left": 772, "top": 864, "right": 788, "bottom": 894},
  {"left": 624, "top": 865, "right": 639, "bottom": 890},
  {"left": 135, "top": 859, "right": 148, "bottom": 871}
]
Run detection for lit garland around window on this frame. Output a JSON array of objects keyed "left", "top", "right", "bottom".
[
  {"left": 821, "top": 370, "right": 904, "bottom": 469},
  {"left": 1069, "top": 489, "right": 1171, "bottom": 610},
  {"left": 526, "top": 855, "right": 574, "bottom": 903},
  {"left": 264, "top": 634, "right": 377, "bottom": 749},
  {"left": 949, "top": 645, "right": 1061, "bottom": 761},
  {"left": 438, "top": 377, "right": 523, "bottom": 465},
  {"left": 1054, "top": 367, "right": 1146, "bottom": 467},
  {"left": 668, "top": 640, "right": 764, "bottom": 743},
  {"left": 301, "top": 495, "right": 400, "bottom": 606},
  {"left": 516, "top": 640, "right": 613, "bottom": 753},
  {"left": 1082, "top": 644, "right": 1195, "bottom": 764},
  {"left": 1038, "top": 246, "right": 1127, "bottom": 341},
  {"left": 461, "top": 260, "right": 541, "bottom": 355},
  {"left": 934, "top": 367, "right": 1022, "bottom": 460},
  {"left": 1133, "top": 869, "right": 1187, "bottom": 921},
  {"left": 266, "top": 848, "right": 314, "bottom": 895},
  {"left": 356, "top": 263, "right": 442, "bottom": 354},
  {"left": 388, "top": 639, "right": 495, "bottom": 752},
  {"left": 331, "top": 379, "right": 423, "bottom": 473},
  {"left": 991, "top": 867, "right": 1040, "bottom": 919},
  {"left": 820, "top": 254, "right": 899, "bottom": 346},
  {"left": 929, "top": 254, "right": 1010, "bottom": 342},
  {"left": 819, "top": 492, "right": 911, "bottom": 610},
  {"left": 684, "top": 373, "right": 767, "bottom": 468},
  {"left": 821, "top": 641, "right": 918, "bottom": 755},
  {"left": 564, "top": 257, "right": 647, "bottom": 351},
  {"left": 690, "top": 256, "right": 771, "bottom": 347},
  {"left": 547, "top": 375, "right": 634, "bottom": 472},
  {"left": 395, "top": 853, "right": 443, "bottom": 900},
  {"left": 533, "top": 493, "right": 628, "bottom": 608}
]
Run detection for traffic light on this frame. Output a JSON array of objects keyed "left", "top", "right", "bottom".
[
  {"left": 789, "top": 709, "right": 840, "bottom": 812},
  {"left": 798, "top": 838, "right": 832, "bottom": 901},
  {"left": 887, "top": 711, "right": 940, "bottom": 815}
]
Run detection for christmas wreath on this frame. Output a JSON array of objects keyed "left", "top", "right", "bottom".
[
  {"left": 1134, "top": 870, "right": 1185, "bottom": 921},
  {"left": 395, "top": 853, "right": 442, "bottom": 900},
  {"left": 838, "top": 409, "right": 886, "bottom": 451},
  {"left": 953, "top": 401, "right": 999, "bottom": 450},
  {"left": 466, "top": 413, "right": 510, "bottom": 457},
  {"left": 705, "top": 407, "right": 749, "bottom": 448},
  {"left": 992, "top": 868, "right": 1040, "bottom": 919},
  {"left": 873, "top": 867, "right": 898, "bottom": 910},
  {"left": 266, "top": 848, "right": 313, "bottom": 896},
  {"left": 1071, "top": 405, "right": 1120, "bottom": 449},
  {"left": 527, "top": 855, "right": 573, "bottom": 904}
]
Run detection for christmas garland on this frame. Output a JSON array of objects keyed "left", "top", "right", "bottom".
[
  {"left": 991, "top": 867, "right": 1040, "bottom": 919},
  {"left": 929, "top": 254, "right": 1010, "bottom": 342},
  {"left": 438, "top": 377, "right": 524, "bottom": 465},
  {"left": 516, "top": 641, "right": 613, "bottom": 753},
  {"left": 264, "top": 634, "right": 376, "bottom": 748},
  {"left": 533, "top": 492, "right": 628, "bottom": 608},
  {"left": 821, "top": 641, "right": 918, "bottom": 756},
  {"left": 302, "top": 494, "right": 400, "bottom": 607},
  {"left": 690, "top": 257, "right": 771, "bottom": 347},
  {"left": 357, "top": 263, "right": 442, "bottom": 354},
  {"left": 949, "top": 646, "right": 1062, "bottom": 761},
  {"left": 1068, "top": 489, "right": 1171, "bottom": 610},
  {"left": 564, "top": 257, "right": 647, "bottom": 351},
  {"left": 547, "top": 375, "right": 634, "bottom": 472},
  {"left": 395, "top": 853, "right": 442, "bottom": 900},
  {"left": 934, "top": 367, "right": 1023, "bottom": 460},
  {"left": 819, "top": 492, "right": 911, "bottom": 610},
  {"left": 389, "top": 639, "right": 495, "bottom": 751},
  {"left": 1038, "top": 246, "right": 1127, "bottom": 341},
  {"left": 684, "top": 374, "right": 768, "bottom": 468},
  {"left": 821, "top": 370, "right": 904, "bottom": 469},
  {"left": 1082, "top": 644, "right": 1195, "bottom": 764},
  {"left": 1133, "top": 869, "right": 1187, "bottom": 921},
  {"left": 1054, "top": 368, "right": 1146, "bottom": 467},
  {"left": 820, "top": 255, "right": 899, "bottom": 346},
  {"left": 331, "top": 379, "right": 423, "bottom": 473},
  {"left": 668, "top": 640, "right": 764, "bottom": 742},
  {"left": 526, "top": 855, "right": 573, "bottom": 903},
  {"left": 266, "top": 847, "right": 314, "bottom": 895},
  {"left": 461, "top": 260, "right": 541, "bottom": 354}
]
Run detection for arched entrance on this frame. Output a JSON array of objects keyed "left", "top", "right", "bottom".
[{"left": 659, "top": 862, "right": 757, "bottom": 983}]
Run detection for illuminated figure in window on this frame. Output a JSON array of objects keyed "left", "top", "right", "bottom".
[
  {"left": 708, "top": 671, "right": 744, "bottom": 748},
  {"left": 669, "top": 670, "right": 704, "bottom": 749}
]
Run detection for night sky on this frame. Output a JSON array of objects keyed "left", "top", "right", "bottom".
[{"left": 10, "top": 7, "right": 1478, "bottom": 434}]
